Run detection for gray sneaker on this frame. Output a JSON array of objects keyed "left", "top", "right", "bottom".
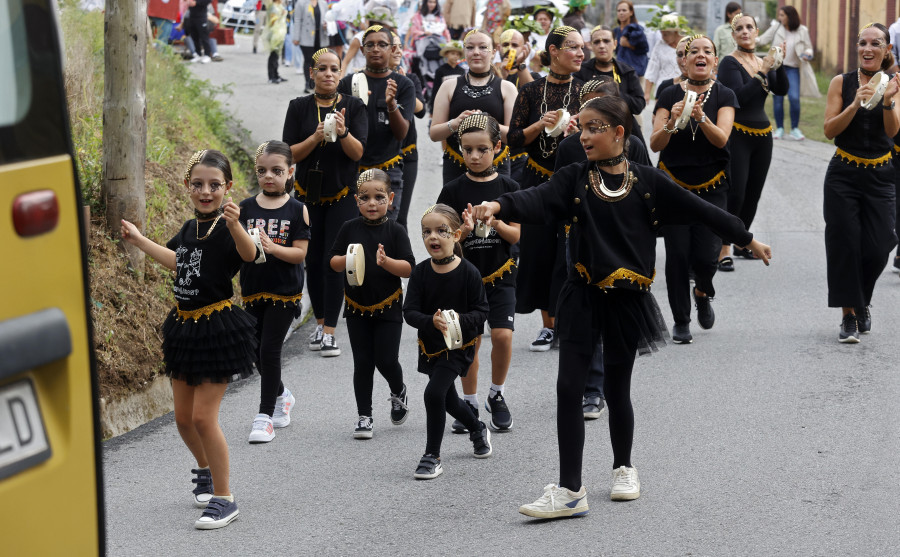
[
  {"left": 582, "top": 396, "right": 605, "bottom": 420},
  {"left": 194, "top": 497, "right": 239, "bottom": 529}
]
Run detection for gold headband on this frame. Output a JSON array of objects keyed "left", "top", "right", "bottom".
[
  {"left": 730, "top": 13, "right": 743, "bottom": 32},
  {"left": 364, "top": 24, "right": 384, "bottom": 37},
  {"left": 183, "top": 150, "right": 207, "bottom": 182},
  {"left": 590, "top": 24, "right": 607, "bottom": 35},
  {"left": 858, "top": 22, "right": 885, "bottom": 40},
  {"left": 457, "top": 113, "right": 490, "bottom": 137},
  {"left": 579, "top": 79, "right": 609, "bottom": 103},
  {"left": 312, "top": 48, "right": 330, "bottom": 65},
  {"left": 422, "top": 204, "right": 436, "bottom": 217},
  {"left": 684, "top": 34, "right": 710, "bottom": 54},
  {"left": 552, "top": 25, "right": 577, "bottom": 38},
  {"left": 255, "top": 142, "right": 269, "bottom": 163},
  {"left": 357, "top": 169, "right": 377, "bottom": 188}
]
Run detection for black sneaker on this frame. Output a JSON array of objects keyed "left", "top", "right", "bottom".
[
  {"left": 694, "top": 290, "right": 715, "bottom": 330},
  {"left": 191, "top": 468, "right": 214, "bottom": 508},
  {"left": 672, "top": 323, "right": 692, "bottom": 344},
  {"left": 855, "top": 306, "right": 871, "bottom": 334},
  {"left": 582, "top": 395, "right": 605, "bottom": 420},
  {"left": 353, "top": 415, "right": 373, "bottom": 439},
  {"left": 469, "top": 421, "right": 493, "bottom": 458},
  {"left": 320, "top": 333, "right": 341, "bottom": 357},
  {"left": 451, "top": 400, "right": 478, "bottom": 434},
  {"left": 414, "top": 454, "right": 443, "bottom": 479},
  {"left": 839, "top": 313, "right": 860, "bottom": 343},
  {"left": 530, "top": 327, "right": 555, "bottom": 352},
  {"left": 308, "top": 324, "right": 324, "bottom": 351},
  {"left": 484, "top": 392, "right": 513, "bottom": 431},
  {"left": 194, "top": 497, "right": 239, "bottom": 529},
  {"left": 389, "top": 385, "right": 409, "bottom": 425}
]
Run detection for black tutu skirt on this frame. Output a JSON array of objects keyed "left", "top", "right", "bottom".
[
  {"left": 555, "top": 281, "right": 669, "bottom": 358},
  {"left": 162, "top": 305, "right": 258, "bottom": 385}
]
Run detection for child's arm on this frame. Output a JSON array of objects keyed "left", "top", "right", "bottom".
[
  {"left": 223, "top": 199, "right": 258, "bottom": 262},
  {"left": 330, "top": 254, "right": 346, "bottom": 272},
  {"left": 376, "top": 243, "right": 412, "bottom": 278},
  {"left": 256, "top": 204, "right": 310, "bottom": 264},
  {"left": 459, "top": 266, "right": 489, "bottom": 339},
  {"left": 120, "top": 220, "right": 176, "bottom": 271},
  {"left": 492, "top": 219, "right": 521, "bottom": 244}
]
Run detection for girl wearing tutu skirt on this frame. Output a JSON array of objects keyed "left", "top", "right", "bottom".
[
  {"left": 471, "top": 96, "right": 772, "bottom": 518},
  {"left": 120, "top": 149, "right": 260, "bottom": 530}
]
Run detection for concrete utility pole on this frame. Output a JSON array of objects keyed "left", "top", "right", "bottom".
[{"left": 103, "top": 0, "right": 148, "bottom": 270}]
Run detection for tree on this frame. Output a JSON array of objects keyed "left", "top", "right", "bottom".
[{"left": 103, "top": 0, "right": 148, "bottom": 270}]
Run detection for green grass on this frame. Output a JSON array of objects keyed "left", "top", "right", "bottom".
[{"left": 764, "top": 69, "right": 833, "bottom": 144}]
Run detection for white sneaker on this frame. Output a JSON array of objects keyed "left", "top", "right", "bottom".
[
  {"left": 248, "top": 413, "right": 275, "bottom": 443},
  {"left": 772, "top": 127, "right": 784, "bottom": 139},
  {"left": 518, "top": 484, "right": 589, "bottom": 519},
  {"left": 320, "top": 333, "right": 341, "bottom": 357},
  {"left": 189, "top": 55, "right": 201, "bottom": 63},
  {"left": 272, "top": 388, "right": 295, "bottom": 428},
  {"left": 200, "top": 55, "right": 211, "bottom": 64},
  {"left": 789, "top": 127, "right": 805, "bottom": 140},
  {"left": 610, "top": 466, "right": 641, "bottom": 501},
  {"left": 308, "top": 324, "right": 324, "bottom": 350}
]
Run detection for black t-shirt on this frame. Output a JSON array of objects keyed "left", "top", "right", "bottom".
[
  {"left": 188, "top": 0, "right": 212, "bottom": 19},
  {"left": 430, "top": 63, "right": 467, "bottom": 112},
  {"left": 654, "top": 81, "right": 738, "bottom": 188},
  {"left": 337, "top": 71, "right": 416, "bottom": 166},
  {"left": 402, "top": 259, "right": 489, "bottom": 373},
  {"left": 554, "top": 131, "right": 651, "bottom": 171},
  {"left": 238, "top": 196, "right": 310, "bottom": 303},
  {"left": 330, "top": 217, "right": 416, "bottom": 322},
  {"left": 436, "top": 174, "right": 519, "bottom": 284},
  {"left": 166, "top": 218, "right": 242, "bottom": 310},
  {"left": 282, "top": 94, "right": 368, "bottom": 201}
]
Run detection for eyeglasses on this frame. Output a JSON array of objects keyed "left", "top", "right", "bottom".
[
  {"left": 356, "top": 194, "right": 389, "bottom": 205},
  {"left": 421, "top": 226, "right": 454, "bottom": 239},
  {"left": 363, "top": 41, "right": 392, "bottom": 51},
  {"left": 256, "top": 168, "right": 286, "bottom": 177},
  {"left": 191, "top": 181, "right": 224, "bottom": 192}
]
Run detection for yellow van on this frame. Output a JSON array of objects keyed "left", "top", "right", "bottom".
[{"left": 0, "top": 0, "right": 104, "bottom": 553}]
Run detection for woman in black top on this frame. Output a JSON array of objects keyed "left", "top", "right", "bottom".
[
  {"left": 283, "top": 48, "right": 367, "bottom": 356},
  {"left": 472, "top": 96, "right": 771, "bottom": 519},
  {"left": 650, "top": 35, "right": 737, "bottom": 345},
  {"left": 507, "top": 25, "right": 584, "bottom": 352},
  {"left": 822, "top": 23, "right": 900, "bottom": 343},
  {"left": 337, "top": 25, "right": 416, "bottom": 219},
  {"left": 716, "top": 14, "right": 788, "bottom": 270},
  {"left": 429, "top": 30, "right": 518, "bottom": 184}
]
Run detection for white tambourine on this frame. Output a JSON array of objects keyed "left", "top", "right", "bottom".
[
  {"left": 544, "top": 109, "right": 571, "bottom": 137},
  {"left": 674, "top": 89, "right": 698, "bottom": 130},
  {"left": 440, "top": 309, "right": 463, "bottom": 350},
  {"left": 861, "top": 71, "right": 889, "bottom": 110},
  {"left": 345, "top": 243, "right": 365, "bottom": 286},
  {"left": 351, "top": 73, "right": 369, "bottom": 106},
  {"left": 323, "top": 113, "right": 338, "bottom": 142},
  {"left": 768, "top": 46, "right": 784, "bottom": 71},
  {"left": 248, "top": 227, "right": 266, "bottom": 264}
]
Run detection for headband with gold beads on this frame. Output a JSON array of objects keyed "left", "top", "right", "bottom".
[
  {"left": 551, "top": 25, "right": 578, "bottom": 38},
  {"left": 590, "top": 24, "right": 607, "bottom": 35},
  {"left": 684, "top": 34, "right": 714, "bottom": 55},
  {"left": 255, "top": 142, "right": 269, "bottom": 163},
  {"left": 579, "top": 79, "right": 610, "bottom": 104},
  {"left": 858, "top": 22, "right": 887, "bottom": 41},
  {"left": 357, "top": 169, "right": 377, "bottom": 188},
  {"left": 730, "top": 13, "right": 743, "bottom": 31},
  {"left": 363, "top": 24, "right": 385, "bottom": 40},
  {"left": 183, "top": 150, "right": 207, "bottom": 182},
  {"left": 457, "top": 113, "right": 490, "bottom": 137},
  {"left": 422, "top": 204, "right": 437, "bottom": 217},
  {"left": 311, "top": 48, "right": 331, "bottom": 65}
]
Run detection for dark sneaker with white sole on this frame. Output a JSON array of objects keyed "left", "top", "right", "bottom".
[
  {"left": 672, "top": 323, "right": 692, "bottom": 344},
  {"left": 308, "top": 324, "right": 324, "bottom": 350},
  {"left": 451, "top": 400, "right": 478, "bottom": 433},
  {"left": 191, "top": 468, "right": 213, "bottom": 508},
  {"left": 470, "top": 421, "right": 492, "bottom": 458},
  {"left": 414, "top": 454, "right": 443, "bottom": 479},
  {"left": 320, "top": 333, "right": 341, "bottom": 356},
  {"left": 484, "top": 392, "right": 513, "bottom": 431},
  {"left": 582, "top": 396, "right": 605, "bottom": 420},
  {"left": 839, "top": 313, "right": 859, "bottom": 343},
  {"left": 694, "top": 290, "right": 715, "bottom": 329},
  {"left": 389, "top": 384, "right": 409, "bottom": 425},
  {"left": 353, "top": 415, "right": 373, "bottom": 439},
  {"left": 855, "top": 306, "right": 871, "bottom": 334},
  {"left": 194, "top": 497, "right": 239, "bottom": 529},
  {"left": 530, "top": 327, "right": 555, "bottom": 352}
]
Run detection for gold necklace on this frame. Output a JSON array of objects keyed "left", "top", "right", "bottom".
[
  {"left": 196, "top": 214, "right": 223, "bottom": 241},
  {"left": 589, "top": 161, "right": 635, "bottom": 202}
]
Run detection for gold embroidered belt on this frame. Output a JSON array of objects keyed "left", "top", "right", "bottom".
[
  {"left": 833, "top": 148, "right": 892, "bottom": 168},
  {"left": 402, "top": 144, "right": 417, "bottom": 156},
  {"left": 242, "top": 292, "right": 303, "bottom": 306},
  {"left": 483, "top": 259, "right": 516, "bottom": 286},
  {"left": 733, "top": 122, "right": 772, "bottom": 136},
  {"left": 418, "top": 337, "right": 478, "bottom": 360},
  {"left": 575, "top": 263, "right": 655, "bottom": 290},
  {"left": 360, "top": 153, "right": 404, "bottom": 171},
  {"left": 659, "top": 162, "right": 726, "bottom": 192},
  {"left": 176, "top": 299, "right": 232, "bottom": 321},
  {"left": 294, "top": 183, "right": 350, "bottom": 204},
  {"left": 526, "top": 157, "right": 553, "bottom": 178},
  {"left": 345, "top": 287, "right": 402, "bottom": 316}
]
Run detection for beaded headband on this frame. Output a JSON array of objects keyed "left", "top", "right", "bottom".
[
  {"left": 684, "top": 34, "right": 715, "bottom": 55},
  {"left": 363, "top": 25, "right": 386, "bottom": 41},
  {"left": 463, "top": 29, "right": 490, "bottom": 45},
  {"left": 312, "top": 48, "right": 336, "bottom": 65},
  {"left": 183, "top": 150, "right": 207, "bottom": 182},
  {"left": 457, "top": 113, "right": 490, "bottom": 137},
  {"left": 551, "top": 25, "right": 577, "bottom": 38},
  {"left": 590, "top": 24, "right": 608, "bottom": 35},
  {"left": 357, "top": 169, "right": 377, "bottom": 188},
  {"left": 579, "top": 79, "right": 610, "bottom": 104},
  {"left": 730, "top": 13, "right": 743, "bottom": 31},
  {"left": 858, "top": 22, "right": 888, "bottom": 41},
  {"left": 422, "top": 204, "right": 436, "bottom": 217},
  {"left": 255, "top": 142, "right": 269, "bottom": 163}
]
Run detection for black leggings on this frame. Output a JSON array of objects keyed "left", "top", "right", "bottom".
[
  {"left": 558, "top": 338, "right": 637, "bottom": 491},
  {"left": 267, "top": 51, "right": 281, "bottom": 80},
  {"left": 305, "top": 197, "right": 356, "bottom": 327},
  {"left": 398, "top": 155, "right": 417, "bottom": 229},
  {"left": 728, "top": 131, "right": 773, "bottom": 230},
  {"left": 300, "top": 45, "right": 318, "bottom": 89},
  {"left": 347, "top": 317, "right": 404, "bottom": 416},
  {"left": 189, "top": 19, "right": 212, "bottom": 58},
  {"left": 423, "top": 362, "right": 480, "bottom": 456},
  {"left": 246, "top": 302, "right": 295, "bottom": 416}
]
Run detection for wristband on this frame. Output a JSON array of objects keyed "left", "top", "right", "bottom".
[
  {"left": 662, "top": 120, "right": 678, "bottom": 134},
  {"left": 387, "top": 103, "right": 401, "bottom": 113},
  {"left": 885, "top": 99, "right": 896, "bottom": 111},
  {"left": 447, "top": 120, "right": 457, "bottom": 133},
  {"left": 337, "top": 127, "right": 350, "bottom": 138}
]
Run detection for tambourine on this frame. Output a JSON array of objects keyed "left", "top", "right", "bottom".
[
  {"left": 440, "top": 309, "right": 463, "bottom": 350},
  {"left": 346, "top": 243, "right": 365, "bottom": 286},
  {"left": 323, "top": 113, "right": 338, "bottom": 143},
  {"left": 674, "top": 89, "right": 698, "bottom": 130},
  {"left": 768, "top": 46, "right": 784, "bottom": 71},
  {"left": 861, "top": 71, "right": 889, "bottom": 110},
  {"left": 352, "top": 73, "right": 369, "bottom": 106},
  {"left": 475, "top": 221, "right": 491, "bottom": 238},
  {"left": 545, "top": 109, "right": 571, "bottom": 137},
  {"left": 248, "top": 227, "right": 266, "bottom": 264},
  {"left": 504, "top": 48, "right": 517, "bottom": 70}
]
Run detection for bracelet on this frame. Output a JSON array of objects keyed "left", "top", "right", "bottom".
[
  {"left": 698, "top": 114, "right": 707, "bottom": 124},
  {"left": 884, "top": 99, "right": 896, "bottom": 111},
  {"left": 662, "top": 120, "right": 678, "bottom": 134},
  {"left": 337, "top": 127, "right": 350, "bottom": 139},
  {"left": 447, "top": 120, "right": 457, "bottom": 133},
  {"left": 753, "top": 72, "right": 769, "bottom": 93},
  {"left": 387, "top": 103, "right": 401, "bottom": 113}
]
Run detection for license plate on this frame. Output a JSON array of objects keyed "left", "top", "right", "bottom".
[{"left": 0, "top": 378, "right": 52, "bottom": 481}]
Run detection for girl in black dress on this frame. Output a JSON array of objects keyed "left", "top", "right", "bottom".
[
  {"left": 471, "top": 96, "right": 771, "bottom": 519},
  {"left": 283, "top": 48, "right": 367, "bottom": 357},
  {"left": 429, "top": 29, "right": 518, "bottom": 184},
  {"left": 716, "top": 14, "right": 788, "bottom": 270},
  {"left": 649, "top": 35, "right": 738, "bottom": 344},
  {"left": 507, "top": 25, "right": 584, "bottom": 352},
  {"left": 822, "top": 23, "right": 900, "bottom": 342},
  {"left": 329, "top": 170, "right": 416, "bottom": 439},
  {"left": 120, "top": 150, "right": 260, "bottom": 530},
  {"left": 240, "top": 141, "right": 310, "bottom": 444},
  {"left": 403, "top": 204, "right": 492, "bottom": 479}
]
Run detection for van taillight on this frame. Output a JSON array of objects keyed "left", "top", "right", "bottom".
[{"left": 13, "top": 190, "right": 59, "bottom": 237}]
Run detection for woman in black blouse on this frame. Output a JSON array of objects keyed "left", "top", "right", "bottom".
[
  {"left": 650, "top": 35, "right": 737, "bottom": 345},
  {"left": 822, "top": 23, "right": 900, "bottom": 343},
  {"left": 507, "top": 25, "right": 584, "bottom": 352},
  {"left": 283, "top": 48, "right": 367, "bottom": 356},
  {"left": 472, "top": 95, "right": 770, "bottom": 519},
  {"left": 716, "top": 14, "right": 787, "bottom": 270}
]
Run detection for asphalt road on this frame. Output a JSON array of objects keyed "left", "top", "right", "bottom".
[{"left": 103, "top": 34, "right": 900, "bottom": 556}]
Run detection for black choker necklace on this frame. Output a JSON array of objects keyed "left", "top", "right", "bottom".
[
  {"left": 594, "top": 59, "right": 613, "bottom": 69},
  {"left": 548, "top": 69, "right": 572, "bottom": 80},
  {"left": 468, "top": 69, "right": 491, "bottom": 78},
  {"left": 362, "top": 215, "right": 388, "bottom": 226},
  {"left": 737, "top": 45, "right": 755, "bottom": 53},
  {"left": 687, "top": 77, "right": 712, "bottom": 86},
  {"left": 468, "top": 166, "right": 497, "bottom": 178},
  {"left": 860, "top": 67, "right": 878, "bottom": 77},
  {"left": 262, "top": 190, "right": 287, "bottom": 197},
  {"left": 596, "top": 152, "right": 627, "bottom": 168},
  {"left": 314, "top": 91, "right": 337, "bottom": 100},
  {"left": 432, "top": 255, "right": 456, "bottom": 265},
  {"left": 194, "top": 207, "right": 224, "bottom": 219},
  {"left": 366, "top": 65, "right": 389, "bottom": 74}
]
